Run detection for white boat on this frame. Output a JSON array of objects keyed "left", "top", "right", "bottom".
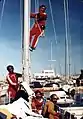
[
  {"left": 34, "top": 69, "right": 56, "bottom": 79},
  {"left": 44, "top": 90, "right": 74, "bottom": 106},
  {"left": 62, "top": 106, "right": 83, "bottom": 119},
  {"left": 62, "top": 84, "right": 73, "bottom": 92},
  {"left": 50, "top": 91, "right": 74, "bottom": 105},
  {"left": 0, "top": 82, "right": 46, "bottom": 119},
  {"left": 0, "top": 1, "right": 47, "bottom": 118},
  {"left": 0, "top": 85, "right": 8, "bottom": 97},
  {"left": 0, "top": 0, "right": 82, "bottom": 118}
]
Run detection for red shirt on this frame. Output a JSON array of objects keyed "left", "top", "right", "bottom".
[
  {"left": 6, "top": 73, "right": 18, "bottom": 99},
  {"left": 31, "top": 12, "right": 47, "bottom": 30},
  {"left": 32, "top": 97, "right": 43, "bottom": 114}
]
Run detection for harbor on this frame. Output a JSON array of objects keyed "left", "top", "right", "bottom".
[
  {"left": 0, "top": 71, "right": 83, "bottom": 118},
  {"left": 0, "top": 0, "right": 83, "bottom": 119}
]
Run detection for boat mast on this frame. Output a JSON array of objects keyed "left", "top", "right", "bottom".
[
  {"left": 64, "top": 0, "right": 69, "bottom": 81},
  {"left": 66, "top": 0, "right": 71, "bottom": 80},
  {"left": 64, "top": 0, "right": 71, "bottom": 81},
  {"left": 22, "top": 0, "right": 30, "bottom": 85}
]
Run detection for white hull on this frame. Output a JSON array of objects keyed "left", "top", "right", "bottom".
[
  {"left": 57, "top": 99, "right": 74, "bottom": 104},
  {"left": 62, "top": 106, "right": 83, "bottom": 119},
  {"left": 0, "top": 98, "right": 46, "bottom": 119},
  {"left": 0, "top": 89, "right": 6, "bottom": 97},
  {"left": 0, "top": 85, "right": 8, "bottom": 97}
]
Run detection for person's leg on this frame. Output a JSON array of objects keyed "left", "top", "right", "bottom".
[
  {"left": 31, "top": 26, "right": 42, "bottom": 49},
  {"left": 30, "top": 24, "right": 36, "bottom": 45},
  {"left": 10, "top": 98, "right": 14, "bottom": 103}
]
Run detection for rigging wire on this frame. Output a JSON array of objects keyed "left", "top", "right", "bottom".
[
  {"left": 35, "top": 0, "right": 37, "bottom": 12},
  {"left": 78, "top": 1, "right": 83, "bottom": 71},
  {"left": 0, "top": 0, "right": 6, "bottom": 29},
  {"left": 48, "top": 0, "right": 57, "bottom": 44},
  {"left": 49, "top": 0, "right": 61, "bottom": 74},
  {"left": 35, "top": 0, "right": 39, "bottom": 13}
]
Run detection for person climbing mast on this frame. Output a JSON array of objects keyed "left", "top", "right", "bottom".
[{"left": 29, "top": 5, "right": 47, "bottom": 51}]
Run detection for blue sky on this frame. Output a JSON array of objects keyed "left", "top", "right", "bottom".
[{"left": 0, "top": 0, "right": 83, "bottom": 76}]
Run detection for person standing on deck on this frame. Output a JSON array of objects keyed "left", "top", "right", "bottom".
[
  {"left": 30, "top": 5, "right": 47, "bottom": 51},
  {"left": 6, "top": 65, "right": 20, "bottom": 103}
]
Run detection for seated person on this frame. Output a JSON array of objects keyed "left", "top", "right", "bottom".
[
  {"left": 43, "top": 94, "right": 62, "bottom": 119},
  {"left": 31, "top": 90, "right": 44, "bottom": 114}
]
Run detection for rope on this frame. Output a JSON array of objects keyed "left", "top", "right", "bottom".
[
  {"left": 0, "top": 0, "right": 6, "bottom": 29},
  {"left": 48, "top": 0, "right": 59, "bottom": 74},
  {"left": 48, "top": 0, "right": 57, "bottom": 44}
]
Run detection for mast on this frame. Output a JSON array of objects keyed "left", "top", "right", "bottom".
[
  {"left": 59, "top": 63, "right": 62, "bottom": 76},
  {"left": 64, "top": 0, "right": 69, "bottom": 80},
  {"left": 64, "top": 0, "right": 71, "bottom": 80},
  {"left": 66, "top": 0, "right": 71, "bottom": 80},
  {"left": 22, "top": 0, "right": 30, "bottom": 85}
]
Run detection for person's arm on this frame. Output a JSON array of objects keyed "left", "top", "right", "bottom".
[
  {"left": 44, "top": 13, "right": 47, "bottom": 20},
  {"left": 6, "top": 75, "right": 17, "bottom": 86},
  {"left": 31, "top": 98, "right": 37, "bottom": 112},
  {"left": 48, "top": 102, "right": 57, "bottom": 116},
  {"left": 79, "top": 74, "right": 81, "bottom": 79},
  {"left": 40, "top": 30, "right": 45, "bottom": 37},
  {"left": 15, "top": 73, "right": 22, "bottom": 78},
  {"left": 30, "top": 13, "right": 36, "bottom": 18},
  {"left": 42, "top": 102, "right": 48, "bottom": 116}
]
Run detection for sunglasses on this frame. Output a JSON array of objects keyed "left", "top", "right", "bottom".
[{"left": 53, "top": 97, "right": 58, "bottom": 100}]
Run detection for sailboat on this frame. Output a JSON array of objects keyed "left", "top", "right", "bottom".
[
  {"left": 60, "top": 0, "right": 83, "bottom": 119},
  {"left": 0, "top": 0, "right": 83, "bottom": 118},
  {"left": 0, "top": 0, "right": 46, "bottom": 118}
]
